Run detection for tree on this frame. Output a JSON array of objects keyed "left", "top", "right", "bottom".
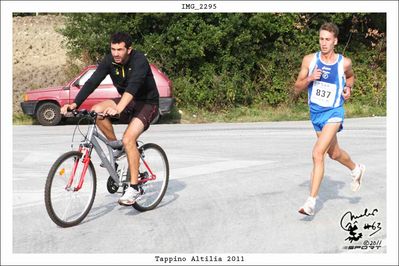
[{"left": 60, "top": 13, "right": 386, "bottom": 111}]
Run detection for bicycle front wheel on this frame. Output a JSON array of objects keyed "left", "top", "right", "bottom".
[
  {"left": 134, "top": 143, "right": 169, "bottom": 212},
  {"left": 44, "top": 151, "right": 96, "bottom": 227}
]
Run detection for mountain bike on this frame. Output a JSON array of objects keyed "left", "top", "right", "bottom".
[{"left": 44, "top": 109, "right": 169, "bottom": 227}]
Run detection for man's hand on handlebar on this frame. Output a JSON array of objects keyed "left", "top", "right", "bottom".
[
  {"left": 61, "top": 103, "right": 77, "bottom": 115},
  {"left": 60, "top": 103, "right": 120, "bottom": 119},
  {"left": 103, "top": 107, "right": 120, "bottom": 117}
]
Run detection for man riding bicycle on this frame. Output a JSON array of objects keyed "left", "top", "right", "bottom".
[{"left": 61, "top": 32, "right": 159, "bottom": 206}]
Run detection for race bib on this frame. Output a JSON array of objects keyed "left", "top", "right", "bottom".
[{"left": 310, "top": 81, "right": 337, "bottom": 107}]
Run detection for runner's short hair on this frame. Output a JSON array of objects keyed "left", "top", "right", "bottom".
[
  {"left": 110, "top": 32, "right": 133, "bottom": 48},
  {"left": 319, "top": 22, "right": 339, "bottom": 38}
]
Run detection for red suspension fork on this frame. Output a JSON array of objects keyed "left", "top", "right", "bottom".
[
  {"left": 66, "top": 147, "right": 91, "bottom": 191},
  {"left": 75, "top": 148, "right": 91, "bottom": 191},
  {"left": 66, "top": 147, "right": 82, "bottom": 189}
]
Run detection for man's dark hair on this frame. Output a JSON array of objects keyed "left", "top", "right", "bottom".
[
  {"left": 319, "top": 22, "right": 339, "bottom": 38},
  {"left": 110, "top": 32, "right": 133, "bottom": 48}
]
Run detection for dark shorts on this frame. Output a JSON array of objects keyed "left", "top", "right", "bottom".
[{"left": 112, "top": 99, "right": 159, "bottom": 131}]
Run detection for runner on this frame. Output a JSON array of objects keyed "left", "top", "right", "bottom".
[{"left": 294, "top": 22, "right": 365, "bottom": 216}]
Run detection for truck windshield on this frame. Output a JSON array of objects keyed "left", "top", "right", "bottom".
[{"left": 78, "top": 69, "right": 113, "bottom": 86}]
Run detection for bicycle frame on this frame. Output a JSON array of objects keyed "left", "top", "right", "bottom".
[{"left": 67, "top": 121, "right": 157, "bottom": 192}]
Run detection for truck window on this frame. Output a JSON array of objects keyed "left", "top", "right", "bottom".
[{"left": 78, "top": 69, "right": 113, "bottom": 86}]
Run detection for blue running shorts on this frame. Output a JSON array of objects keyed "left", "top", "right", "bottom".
[{"left": 310, "top": 107, "right": 345, "bottom": 132}]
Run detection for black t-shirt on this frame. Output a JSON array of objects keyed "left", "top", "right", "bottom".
[{"left": 74, "top": 50, "right": 159, "bottom": 107}]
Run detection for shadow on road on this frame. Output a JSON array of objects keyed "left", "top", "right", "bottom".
[
  {"left": 299, "top": 175, "right": 361, "bottom": 221},
  {"left": 82, "top": 179, "right": 187, "bottom": 222},
  {"left": 83, "top": 200, "right": 120, "bottom": 225},
  {"left": 122, "top": 178, "right": 186, "bottom": 216},
  {"left": 153, "top": 178, "right": 186, "bottom": 210}
]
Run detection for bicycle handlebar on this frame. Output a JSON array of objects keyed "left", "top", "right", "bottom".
[{"left": 68, "top": 109, "right": 119, "bottom": 119}]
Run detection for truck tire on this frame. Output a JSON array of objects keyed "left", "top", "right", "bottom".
[{"left": 36, "top": 102, "right": 62, "bottom": 126}]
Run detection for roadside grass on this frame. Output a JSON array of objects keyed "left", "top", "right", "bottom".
[
  {"left": 169, "top": 103, "right": 310, "bottom": 124},
  {"left": 13, "top": 113, "right": 36, "bottom": 125},
  {"left": 344, "top": 103, "right": 387, "bottom": 118},
  {"left": 161, "top": 102, "right": 386, "bottom": 124},
  {"left": 13, "top": 102, "right": 386, "bottom": 126}
]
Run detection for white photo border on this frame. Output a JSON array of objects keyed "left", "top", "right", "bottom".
[{"left": 1, "top": 1, "right": 397, "bottom": 265}]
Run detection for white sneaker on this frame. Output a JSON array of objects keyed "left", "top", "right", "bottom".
[
  {"left": 351, "top": 164, "right": 366, "bottom": 192},
  {"left": 298, "top": 196, "right": 316, "bottom": 216},
  {"left": 118, "top": 186, "right": 141, "bottom": 206}
]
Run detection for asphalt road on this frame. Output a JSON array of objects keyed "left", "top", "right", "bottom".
[{"left": 9, "top": 117, "right": 389, "bottom": 263}]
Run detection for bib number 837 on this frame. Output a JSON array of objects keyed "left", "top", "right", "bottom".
[{"left": 315, "top": 89, "right": 331, "bottom": 98}]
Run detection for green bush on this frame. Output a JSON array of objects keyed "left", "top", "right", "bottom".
[{"left": 59, "top": 13, "right": 386, "bottom": 113}]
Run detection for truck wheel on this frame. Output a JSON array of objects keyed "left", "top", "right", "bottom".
[{"left": 36, "top": 102, "right": 62, "bottom": 126}]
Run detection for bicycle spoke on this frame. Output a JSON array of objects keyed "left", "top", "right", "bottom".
[{"left": 61, "top": 194, "right": 74, "bottom": 221}]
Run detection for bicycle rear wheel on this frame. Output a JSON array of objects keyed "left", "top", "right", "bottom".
[
  {"left": 133, "top": 143, "right": 169, "bottom": 212},
  {"left": 44, "top": 151, "right": 96, "bottom": 227}
]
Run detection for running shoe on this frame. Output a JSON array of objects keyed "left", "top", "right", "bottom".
[
  {"left": 298, "top": 196, "right": 316, "bottom": 216},
  {"left": 351, "top": 164, "right": 366, "bottom": 192},
  {"left": 118, "top": 186, "right": 141, "bottom": 206}
]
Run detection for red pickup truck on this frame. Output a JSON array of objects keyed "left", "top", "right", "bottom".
[{"left": 20, "top": 64, "right": 174, "bottom": 126}]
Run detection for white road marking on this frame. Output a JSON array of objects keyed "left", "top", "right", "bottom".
[
  {"left": 169, "top": 159, "right": 276, "bottom": 179},
  {"left": 13, "top": 159, "right": 276, "bottom": 210},
  {"left": 13, "top": 191, "right": 44, "bottom": 210}
]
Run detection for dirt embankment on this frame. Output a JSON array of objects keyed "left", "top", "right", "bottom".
[{"left": 13, "top": 15, "right": 74, "bottom": 114}]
